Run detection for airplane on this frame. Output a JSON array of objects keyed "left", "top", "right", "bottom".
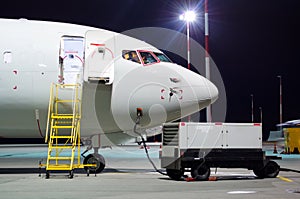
[
  {"left": 276, "top": 120, "right": 300, "bottom": 128},
  {"left": 0, "top": 18, "right": 218, "bottom": 173}
]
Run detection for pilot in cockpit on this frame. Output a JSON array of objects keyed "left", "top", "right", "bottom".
[
  {"left": 122, "top": 50, "right": 141, "bottom": 64},
  {"left": 130, "top": 51, "right": 140, "bottom": 63}
]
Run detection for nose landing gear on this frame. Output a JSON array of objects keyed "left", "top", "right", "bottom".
[
  {"left": 83, "top": 153, "right": 106, "bottom": 174},
  {"left": 81, "top": 141, "right": 106, "bottom": 175}
]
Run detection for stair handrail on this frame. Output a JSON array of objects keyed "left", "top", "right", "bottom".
[
  {"left": 45, "top": 83, "right": 55, "bottom": 143},
  {"left": 70, "top": 75, "right": 82, "bottom": 143},
  {"left": 70, "top": 83, "right": 78, "bottom": 142}
]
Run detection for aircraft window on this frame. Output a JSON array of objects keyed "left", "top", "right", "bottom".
[
  {"left": 153, "top": 52, "right": 172, "bottom": 63},
  {"left": 139, "top": 51, "right": 158, "bottom": 64},
  {"left": 122, "top": 50, "right": 141, "bottom": 64},
  {"left": 3, "top": 51, "right": 12, "bottom": 64}
]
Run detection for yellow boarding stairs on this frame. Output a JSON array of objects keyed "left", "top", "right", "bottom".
[{"left": 40, "top": 83, "right": 95, "bottom": 179}]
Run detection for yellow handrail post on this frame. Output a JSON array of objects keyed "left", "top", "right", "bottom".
[{"left": 45, "top": 83, "right": 54, "bottom": 143}]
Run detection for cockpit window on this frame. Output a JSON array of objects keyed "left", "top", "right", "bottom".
[
  {"left": 153, "top": 52, "right": 172, "bottom": 63},
  {"left": 122, "top": 50, "right": 141, "bottom": 63},
  {"left": 122, "top": 50, "right": 169, "bottom": 66},
  {"left": 139, "top": 51, "right": 158, "bottom": 65}
]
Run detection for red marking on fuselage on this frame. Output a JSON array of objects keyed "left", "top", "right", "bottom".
[
  {"left": 90, "top": 43, "right": 105, "bottom": 47},
  {"left": 215, "top": 122, "right": 223, "bottom": 125},
  {"left": 65, "top": 51, "right": 78, "bottom": 54},
  {"left": 62, "top": 54, "right": 84, "bottom": 64}
]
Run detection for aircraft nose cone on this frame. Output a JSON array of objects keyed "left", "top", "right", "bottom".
[
  {"left": 175, "top": 66, "right": 219, "bottom": 113},
  {"left": 205, "top": 79, "right": 219, "bottom": 104}
]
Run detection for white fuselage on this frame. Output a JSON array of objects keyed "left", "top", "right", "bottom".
[{"left": 0, "top": 19, "right": 218, "bottom": 145}]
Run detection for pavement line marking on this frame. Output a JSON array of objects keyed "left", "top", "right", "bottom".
[
  {"left": 277, "top": 175, "right": 293, "bottom": 182},
  {"left": 227, "top": 191, "right": 256, "bottom": 194}
]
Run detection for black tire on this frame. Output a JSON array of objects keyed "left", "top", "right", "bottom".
[
  {"left": 191, "top": 164, "right": 211, "bottom": 181},
  {"left": 46, "top": 171, "right": 50, "bottom": 179},
  {"left": 166, "top": 169, "right": 184, "bottom": 180},
  {"left": 68, "top": 170, "right": 74, "bottom": 179},
  {"left": 253, "top": 168, "right": 265, "bottom": 179},
  {"left": 84, "top": 154, "right": 106, "bottom": 174},
  {"left": 264, "top": 161, "right": 280, "bottom": 178},
  {"left": 253, "top": 161, "right": 280, "bottom": 178}
]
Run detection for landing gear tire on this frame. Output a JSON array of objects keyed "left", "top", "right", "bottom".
[
  {"left": 84, "top": 154, "right": 106, "bottom": 174},
  {"left": 166, "top": 168, "right": 184, "bottom": 180},
  {"left": 191, "top": 164, "right": 211, "bottom": 181}
]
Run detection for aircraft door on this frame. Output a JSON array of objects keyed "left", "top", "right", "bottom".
[
  {"left": 84, "top": 30, "right": 115, "bottom": 84},
  {"left": 59, "top": 36, "right": 84, "bottom": 84}
]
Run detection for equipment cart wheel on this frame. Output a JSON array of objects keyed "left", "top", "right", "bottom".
[
  {"left": 253, "top": 169, "right": 265, "bottom": 179},
  {"left": 253, "top": 161, "right": 280, "bottom": 178},
  {"left": 46, "top": 171, "right": 50, "bottom": 179},
  {"left": 191, "top": 164, "right": 211, "bottom": 181},
  {"left": 84, "top": 154, "right": 105, "bottom": 173},
  {"left": 166, "top": 168, "right": 184, "bottom": 180},
  {"left": 86, "top": 168, "right": 90, "bottom": 177},
  {"left": 68, "top": 170, "right": 74, "bottom": 179},
  {"left": 264, "top": 161, "right": 280, "bottom": 178}
]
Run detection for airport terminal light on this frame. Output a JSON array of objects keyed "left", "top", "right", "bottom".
[
  {"left": 180, "top": 10, "right": 196, "bottom": 122},
  {"left": 179, "top": 11, "right": 196, "bottom": 22},
  {"left": 179, "top": 3, "right": 211, "bottom": 123}
]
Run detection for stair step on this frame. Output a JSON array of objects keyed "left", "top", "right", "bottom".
[
  {"left": 51, "top": 114, "right": 80, "bottom": 119},
  {"left": 51, "top": 136, "right": 73, "bottom": 139},
  {"left": 55, "top": 121, "right": 73, "bottom": 125},
  {"left": 56, "top": 100, "right": 81, "bottom": 103},
  {"left": 48, "top": 157, "right": 72, "bottom": 160},
  {"left": 52, "top": 116, "right": 74, "bottom": 119},
  {"left": 51, "top": 145, "right": 73, "bottom": 149},
  {"left": 52, "top": 125, "right": 74, "bottom": 129},
  {"left": 47, "top": 164, "right": 72, "bottom": 170}
]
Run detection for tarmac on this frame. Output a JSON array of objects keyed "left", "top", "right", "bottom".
[{"left": 0, "top": 144, "right": 300, "bottom": 199}]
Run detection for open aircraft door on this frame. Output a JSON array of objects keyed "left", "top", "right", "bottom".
[
  {"left": 59, "top": 36, "right": 85, "bottom": 84},
  {"left": 84, "top": 30, "right": 115, "bottom": 84}
]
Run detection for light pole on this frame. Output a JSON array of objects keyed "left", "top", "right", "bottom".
[
  {"left": 180, "top": 10, "right": 196, "bottom": 122},
  {"left": 204, "top": 0, "right": 212, "bottom": 122},
  {"left": 179, "top": 10, "right": 196, "bottom": 70},
  {"left": 277, "top": 75, "right": 283, "bottom": 137},
  {"left": 259, "top": 107, "right": 263, "bottom": 123},
  {"left": 251, "top": 94, "right": 254, "bottom": 122},
  {"left": 277, "top": 75, "right": 283, "bottom": 124}
]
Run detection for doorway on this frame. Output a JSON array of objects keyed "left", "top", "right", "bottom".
[{"left": 59, "top": 36, "right": 84, "bottom": 84}]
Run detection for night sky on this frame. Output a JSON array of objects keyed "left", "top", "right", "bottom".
[{"left": 1, "top": 0, "right": 300, "bottom": 139}]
